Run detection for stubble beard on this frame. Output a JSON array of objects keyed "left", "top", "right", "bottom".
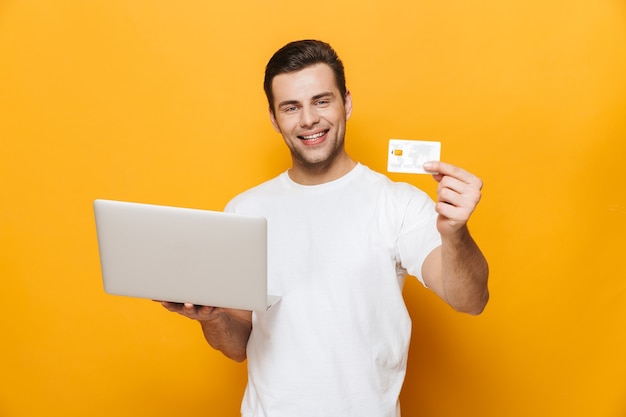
[{"left": 289, "top": 133, "right": 347, "bottom": 174}]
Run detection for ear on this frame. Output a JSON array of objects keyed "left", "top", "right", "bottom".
[
  {"left": 344, "top": 90, "right": 353, "bottom": 121},
  {"left": 269, "top": 107, "right": 281, "bottom": 133}
]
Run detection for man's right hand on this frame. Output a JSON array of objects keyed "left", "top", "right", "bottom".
[
  {"left": 158, "top": 301, "right": 225, "bottom": 320},
  {"left": 156, "top": 301, "right": 253, "bottom": 362}
]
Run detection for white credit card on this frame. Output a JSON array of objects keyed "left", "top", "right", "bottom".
[{"left": 387, "top": 139, "right": 441, "bottom": 174}]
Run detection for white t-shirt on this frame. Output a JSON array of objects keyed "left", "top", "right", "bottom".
[{"left": 225, "top": 163, "right": 441, "bottom": 417}]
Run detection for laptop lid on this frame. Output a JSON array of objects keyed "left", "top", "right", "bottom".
[{"left": 93, "top": 199, "right": 280, "bottom": 311}]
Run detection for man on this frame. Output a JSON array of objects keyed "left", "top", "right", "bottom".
[{"left": 161, "top": 39, "right": 489, "bottom": 417}]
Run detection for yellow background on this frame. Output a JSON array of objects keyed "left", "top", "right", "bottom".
[{"left": 1, "top": 0, "right": 625, "bottom": 416}]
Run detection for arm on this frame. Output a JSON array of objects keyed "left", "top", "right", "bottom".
[
  {"left": 421, "top": 161, "right": 489, "bottom": 315},
  {"left": 159, "top": 302, "right": 252, "bottom": 362}
]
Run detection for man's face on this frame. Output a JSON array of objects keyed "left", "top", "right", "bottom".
[{"left": 269, "top": 63, "right": 352, "bottom": 171}]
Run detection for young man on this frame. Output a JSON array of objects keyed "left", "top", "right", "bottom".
[{"left": 161, "top": 40, "right": 489, "bottom": 417}]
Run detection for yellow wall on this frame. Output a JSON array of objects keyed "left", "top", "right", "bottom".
[{"left": 1, "top": 1, "right": 625, "bottom": 416}]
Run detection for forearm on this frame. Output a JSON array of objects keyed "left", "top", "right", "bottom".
[
  {"left": 421, "top": 160, "right": 489, "bottom": 314},
  {"left": 199, "top": 311, "right": 252, "bottom": 362},
  {"left": 439, "top": 226, "right": 489, "bottom": 315}
]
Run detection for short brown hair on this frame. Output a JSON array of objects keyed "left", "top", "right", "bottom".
[{"left": 264, "top": 40, "right": 347, "bottom": 113}]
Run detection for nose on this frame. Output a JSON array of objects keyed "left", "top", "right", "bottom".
[{"left": 299, "top": 105, "right": 320, "bottom": 128}]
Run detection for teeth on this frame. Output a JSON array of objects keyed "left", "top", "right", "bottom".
[{"left": 301, "top": 131, "right": 325, "bottom": 140}]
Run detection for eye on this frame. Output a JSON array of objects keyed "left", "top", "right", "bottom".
[{"left": 282, "top": 106, "right": 298, "bottom": 113}]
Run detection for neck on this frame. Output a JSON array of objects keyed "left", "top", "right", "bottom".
[{"left": 288, "top": 152, "right": 357, "bottom": 185}]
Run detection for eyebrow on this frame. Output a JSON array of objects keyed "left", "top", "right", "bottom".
[{"left": 277, "top": 91, "right": 336, "bottom": 108}]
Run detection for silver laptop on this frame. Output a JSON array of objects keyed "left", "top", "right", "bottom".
[{"left": 93, "top": 199, "right": 280, "bottom": 311}]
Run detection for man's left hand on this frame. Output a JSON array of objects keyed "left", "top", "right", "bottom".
[{"left": 424, "top": 161, "right": 483, "bottom": 237}]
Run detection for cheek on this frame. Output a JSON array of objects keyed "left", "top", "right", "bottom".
[{"left": 273, "top": 114, "right": 297, "bottom": 132}]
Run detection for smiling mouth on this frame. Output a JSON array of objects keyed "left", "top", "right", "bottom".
[{"left": 298, "top": 130, "right": 328, "bottom": 142}]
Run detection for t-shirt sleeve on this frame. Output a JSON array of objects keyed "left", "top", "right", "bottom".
[{"left": 395, "top": 191, "right": 442, "bottom": 286}]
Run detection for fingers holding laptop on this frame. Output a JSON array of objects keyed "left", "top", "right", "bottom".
[
  {"left": 158, "top": 301, "right": 216, "bottom": 320},
  {"left": 156, "top": 300, "right": 253, "bottom": 361},
  {"left": 156, "top": 300, "right": 253, "bottom": 323}
]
